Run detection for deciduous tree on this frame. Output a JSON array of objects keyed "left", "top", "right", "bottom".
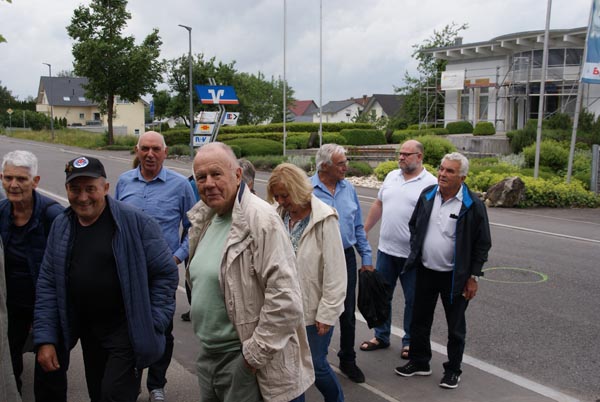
[{"left": 67, "top": 0, "right": 163, "bottom": 144}]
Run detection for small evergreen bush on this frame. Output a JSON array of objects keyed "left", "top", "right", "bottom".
[
  {"left": 473, "top": 122, "right": 495, "bottom": 136},
  {"left": 346, "top": 161, "right": 373, "bottom": 177},
  {"left": 522, "top": 140, "right": 569, "bottom": 171},
  {"left": 374, "top": 160, "right": 398, "bottom": 181},
  {"left": 446, "top": 121, "right": 473, "bottom": 134},
  {"left": 414, "top": 135, "right": 457, "bottom": 167}
]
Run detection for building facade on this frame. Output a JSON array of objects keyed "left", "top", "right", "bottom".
[{"left": 425, "top": 27, "right": 600, "bottom": 131}]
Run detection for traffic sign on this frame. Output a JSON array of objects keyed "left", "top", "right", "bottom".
[
  {"left": 195, "top": 123, "right": 215, "bottom": 135},
  {"left": 197, "top": 111, "right": 219, "bottom": 123},
  {"left": 222, "top": 112, "right": 239, "bottom": 126},
  {"left": 7, "top": 108, "right": 13, "bottom": 115},
  {"left": 193, "top": 135, "right": 212, "bottom": 147},
  {"left": 195, "top": 85, "right": 239, "bottom": 105}
]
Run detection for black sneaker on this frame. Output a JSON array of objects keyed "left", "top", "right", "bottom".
[
  {"left": 339, "top": 361, "right": 365, "bottom": 383},
  {"left": 439, "top": 372, "right": 461, "bottom": 389},
  {"left": 181, "top": 311, "right": 191, "bottom": 322},
  {"left": 394, "top": 361, "right": 432, "bottom": 377}
]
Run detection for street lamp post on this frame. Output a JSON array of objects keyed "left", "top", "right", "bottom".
[
  {"left": 178, "top": 24, "right": 194, "bottom": 156},
  {"left": 42, "top": 63, "right": 55, "bottom": 141}
]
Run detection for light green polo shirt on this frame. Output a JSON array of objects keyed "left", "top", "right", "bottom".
[{"left": 189, "top": 212, "right": 241, "bottom": 352}]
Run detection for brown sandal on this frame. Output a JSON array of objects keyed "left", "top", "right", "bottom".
[{"left": 360, "top": 339, "right": 390, "bottom": 351}]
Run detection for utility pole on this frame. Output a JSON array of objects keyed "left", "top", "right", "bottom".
[
  {"left": 42, "top": 63, "right": 55, "bottom": 141},
  {"left": 178, "top": 24, "right": 194, "bottom": 157}
]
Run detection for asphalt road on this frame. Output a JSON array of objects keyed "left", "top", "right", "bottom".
[{"left": 2, "top": 136, "right": 598, "bottom": 402}]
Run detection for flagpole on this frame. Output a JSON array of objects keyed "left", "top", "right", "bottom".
[
  {"left": 534, "top": 0, "right": 552, "bottom": 179},
  {"left": 567, "top": 1, "right": 594, "bottom": 183}
]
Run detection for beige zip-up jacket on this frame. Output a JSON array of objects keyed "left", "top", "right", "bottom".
[
  {"left": 277, "top": 194, "right": 347, "bottom": 326},
  {"left": 187, "top": 183, "right": 314, "bottom": 402}
]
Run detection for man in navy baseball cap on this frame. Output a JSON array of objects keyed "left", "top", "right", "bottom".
[{"left": 64, "top": 156, "right": 107, "bottom": 183}]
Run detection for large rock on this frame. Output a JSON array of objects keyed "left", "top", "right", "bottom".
[{"left": 485, "top": 176, "right": 525, "bottom": 208}]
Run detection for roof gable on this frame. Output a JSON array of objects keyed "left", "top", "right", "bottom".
[
  {"left": 38, "top": 77, "right": 97, "bottom": 107},
  {"left": 364, "top": 94, "right": 403, "bottom": 116},
  {"left": 321, "top": 99, "right": 362, "bottom": 114},
  {"left": 289, "top": 100, "right": 317, "bottom": 116}
]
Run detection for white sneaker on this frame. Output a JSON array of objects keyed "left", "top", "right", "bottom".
[{"left": 149, "top": 388, "right": 166, "bottom": 402}]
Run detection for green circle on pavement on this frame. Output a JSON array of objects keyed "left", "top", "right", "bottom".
[{"left": 481, "top": 267, "right": 548, "bottom": 284}]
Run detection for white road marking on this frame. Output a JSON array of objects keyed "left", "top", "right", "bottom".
[{"left": 357, "top": 314, "right": 581, "bottom": 402}]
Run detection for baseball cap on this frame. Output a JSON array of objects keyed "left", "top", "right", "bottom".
[{"left": 65, "top": 156, "right": 107, "bottom": 183}]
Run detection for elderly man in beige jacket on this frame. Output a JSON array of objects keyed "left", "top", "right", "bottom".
[{"left": 186, "top": 143, "right": 313, "bottom": 402}]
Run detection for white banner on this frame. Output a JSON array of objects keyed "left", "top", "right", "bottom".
[
  {"left": 582, "top": 0, "right": 600, "bottom": 83},
  {"left": 441, "top": 70, "right": 465, "bottom": 91}
]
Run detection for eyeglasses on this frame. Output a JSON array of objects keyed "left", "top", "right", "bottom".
[{"left": 398, "top": 152, "right": 420, "bottom": 158}]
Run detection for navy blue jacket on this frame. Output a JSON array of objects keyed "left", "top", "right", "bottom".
[
  {"left": 33, "top": 196, "right": 178, "bottom": 369},
  {"left": 404, "top": 184, "right": 492, "bottom": 299},
  {"left": 0, "top": 190, "right": 64, "bottom": 284}
]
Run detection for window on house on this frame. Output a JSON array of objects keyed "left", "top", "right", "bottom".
[
  {"left": 566, "top": 48, "right": 583, "bottom": 65},
  {"left": 532, "top": 49, "right": 543, "bottom": 67},
  {"left": 478, "top": 88, "right": 489, "bottom": 121},
  {"left": 79, "top": 113, "right": 85, "bottom": 120},
  {"left": 459, "top": 89, "right": 469, "bottom": 121},
  {"left": 548, "top": 49, "right": 565, "bottom": 67},
  {"left": 78, "top": 96, "right": 86, "bottom": 102},
  {"left": 63, "top": 96, "right": 71, "bottom": 101}
]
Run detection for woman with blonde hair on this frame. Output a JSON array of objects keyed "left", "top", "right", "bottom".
[{"left": 267, "top": 163, "right": 347, "bottom": 402}]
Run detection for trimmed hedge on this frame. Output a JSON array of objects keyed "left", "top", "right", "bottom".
[
  {"left": 522, "top": 140, "right": 569, "bottom": 171},
  {"left": 413, "top": 135, "right": 457, "bottom": 167},
  {"left": 473, "top": 122, "right": 495, "bottom": 136},
  {"left": 219, "top": 122, "right": 374, "bottom": 134},
  {"left": 222, "top": 138, "right": 282, "bottom": 156},
  {"left": 163, "top": 129, "right": 191, "bottom": 146},
  {"left": 390, "top": 128, "right": 449, "bottom": 143},
  {"left": 446, "top": 121, "right": 473, "bottom": 134},
  {"left": 340, "top": 129, "right": 386, "bottom": 145},
  {"left": 347, "top": 161, "right": 373, "bottom": 177},
  {"left": 374, "top": 161, "right": 399, "bottom": 181}
]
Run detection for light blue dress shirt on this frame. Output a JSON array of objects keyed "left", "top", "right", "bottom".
[
  {"left": 311, "top": 174, "right": 372, "bottom": 266},
  {"left": 115, "top": 167, "right": 196, "bottom": 262}
]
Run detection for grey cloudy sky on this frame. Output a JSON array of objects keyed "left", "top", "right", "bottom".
[{"left": 0, "top": 0, "right": 592, "bottom": 104}]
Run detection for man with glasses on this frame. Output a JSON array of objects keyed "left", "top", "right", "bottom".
[
  {"left": 34, "top": 156, "right": 178, "bottom": 402},
  {"left": 311, "top": 143, "right": 373, "bottom": 383},
  {"left": 360, "top": 140, "right": 436, "bottom": 362}
]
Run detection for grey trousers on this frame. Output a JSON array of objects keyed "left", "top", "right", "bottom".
[{"left": 196, "top": 346, "right": 262, "bottom": 402}]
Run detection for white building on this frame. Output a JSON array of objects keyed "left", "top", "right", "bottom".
[{"left": 424, "top": 27, "right": 600, "bottom": 131}]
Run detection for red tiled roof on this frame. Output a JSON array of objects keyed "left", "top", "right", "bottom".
[{"left": 289, "top": 100, "right": 316, "bottom": 116}]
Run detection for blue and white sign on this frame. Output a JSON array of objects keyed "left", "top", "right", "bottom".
[
  {"left": 583, "top": 0, "right": 600, "bottom": 83},
  {"left": 149, "top": 100, "right": 155, "bottom": 119},
  {"left": 193, "top": 135, "right": 212, "bottom": 147},
  {"left": 195, "top": 85, "right": 239, "bottom": 105}
]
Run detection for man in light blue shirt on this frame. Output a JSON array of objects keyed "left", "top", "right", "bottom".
[
  {"left": 115, "top": 131, "right": 196, "bottom": 402},
  {"left": 311, "top": 143, "right": 373, "bottom": 384}
]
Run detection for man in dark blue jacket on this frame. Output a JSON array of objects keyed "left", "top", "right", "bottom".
[
  {"left": 33, "top": 156, "right": 178, "bottom": 402},
  {"left": 0, "top": 150, "right": 65, "bottom": 401},
  {"left": 395, "top": 152, "right": 491, "bottom": 390}
]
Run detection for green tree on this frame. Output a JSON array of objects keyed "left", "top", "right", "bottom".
[
  {"left": 165, "top": 54, "right": 294, "bottom": 126},
  {"left": 151, "top": 89, "right": 171, "bottom": 121},
  {"left": 67, "top": 0, "right": 163, "bottom": 144},
  {"left": 0, "top": 81, "right": 16, "bottom": 108},
  {"left": 0, "top": 0, "right": 12, "bottom": 43},
  {"left": 396, "top": 22, "right": 468, "bottom": 125}
]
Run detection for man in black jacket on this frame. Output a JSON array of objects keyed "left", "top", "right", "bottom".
[{"left": 395, "top": 152, "right": 491, "bottom": 390}]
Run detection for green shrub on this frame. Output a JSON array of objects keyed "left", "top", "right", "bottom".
[
  {"left": 340, "top": 129, "right": 386, "bottom": 145},
  {"left": 446, "top": 121, "right": 473, "bottom": 134},
  {"left": 519, "top": 176, "right": 599, "bottom": 208},
  {"left": 168, "top": 144, "right": 191, "bottom": 156},
  {"left": 321, "top": 132, "right": 347, "bottom": 145},
  {"left": 374, "top": 160, "right": 398, "bottom": 181},
  {"left": 346, "top": 161, "right": 373, "bottom": 177},
  {"left": 230, "top": 145, "right": 242, "bottom": 158},
  {"left": 163, "top": 129, "right": 190, "bottom": 146},
  {"left": 414, "top": 135, "right": 457, "bottom": 167},
  {"left": 390, "top": 130, "right": 413, "bottom": 144},
  {"left": 473, "top": 122, "right": 495, "bottom": 136},
  {"left": 285, "top": 133, "right": 310, "bottom": 149},
  {"left": 546, "top": 113, "right": 572, "bottom": 130},
  {"left": 219, "top": 122, "right": 374, "bottom": 134},
  {"left": 245, "top": 155, "right": 285, "bottom": 170},
  {"left": 222, "top": 138, "right": 282, "bottom": 156},
  {"left": 522, "top": 140, "right": 569, "bottom": 171}
]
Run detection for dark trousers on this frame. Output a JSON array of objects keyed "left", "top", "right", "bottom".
[
  {"left": 337, "top": 247, "right": 357, "bottom": 364},
  {"left": 8, "top": 304, "right": 67, "bottom": 402},
  {"left": 147, "top": 319, "right": 174, "bottom": 391},
  {"left": 409, "top": 266, "right": 469, "bottom": 375},
  {"left": 79, "top": 320, "right": 140, "bottom": 402}
]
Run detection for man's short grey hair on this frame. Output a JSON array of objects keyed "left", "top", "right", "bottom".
[
  {"left": 442, "top": 152, "right": 469, "bottom": 176},
  {"left": 316, "top": 143, "right": 346, "bottom": 171},
  {"left": 2, "top": 150, "right": 38, "bottom": 177}
]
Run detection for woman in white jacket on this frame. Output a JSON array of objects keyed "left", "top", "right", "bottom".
[{"left": 267, "top": 163, "right": 347, "bottom": 402}]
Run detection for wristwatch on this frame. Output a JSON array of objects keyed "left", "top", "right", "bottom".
[{"left": 470, "top": 275, "right": 479, "bottom": 282}]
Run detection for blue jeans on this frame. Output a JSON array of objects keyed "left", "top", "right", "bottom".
[
  {"left": 337, "top": 247, "right": 357, "bottom": 363},
  {"left": 373, "top": 251, "right": 415, "bottom": 347},
  {"left": 306, "top": 325, "right": 344, "bottom": 402}
]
